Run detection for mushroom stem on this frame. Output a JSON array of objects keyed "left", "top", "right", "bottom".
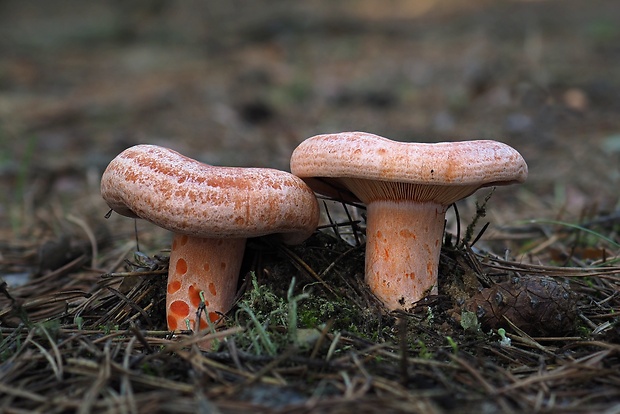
[
  {"left": 166, "top": 234, "right": 246, "bottom": 333},
  {"left": 365, "top": 200, "right": 446, "bottom": 309}
]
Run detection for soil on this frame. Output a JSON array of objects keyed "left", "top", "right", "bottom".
[{"left": 1, "top": 1, "right": 620, "bottom": 413}]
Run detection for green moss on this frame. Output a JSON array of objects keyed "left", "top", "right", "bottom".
[
  {"left": 460, "top": 311, "right": 480, "bottom": 332},
  {"left": 229, "top": 266, "right": 394, "bottom": 355}
]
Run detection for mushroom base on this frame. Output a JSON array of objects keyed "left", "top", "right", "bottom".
[
  {"left": 365, "top": 200, "right": 446, "bottom": 310},
  {"left": 166, "top": 234, "right": 245, "bottom": 335}
]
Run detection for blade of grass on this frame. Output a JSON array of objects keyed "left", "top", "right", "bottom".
[{"left": 520, "top": 219, "right": 620, "bottom": 249}]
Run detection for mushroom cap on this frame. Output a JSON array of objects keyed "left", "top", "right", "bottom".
[
  {"left": 290, "top": 131, "right": 528, "bottom": 205},
  {"left": 101, "top": 145, "right": 319, "bottom": 244}
]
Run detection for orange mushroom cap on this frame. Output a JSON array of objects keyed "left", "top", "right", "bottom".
[
  {"left": 102, "top": 144, "right": 319, "bottom": 244},
  {"left": 290, "top": 131, "right": 528, "bottom": 206}
]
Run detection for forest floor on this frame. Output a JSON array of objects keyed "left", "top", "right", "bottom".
[{"left": 1, "top": 1, "right": 620, "bottom": 412}]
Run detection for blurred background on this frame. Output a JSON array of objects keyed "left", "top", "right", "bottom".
[{"left": 1, "top": 0, "right": 619, "bottom": 239}]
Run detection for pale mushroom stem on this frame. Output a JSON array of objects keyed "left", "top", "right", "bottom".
[
  {"left": 166, "top": 234, "right": 246, "bottom": 333},
  {"left": 365, "top": 200, "right": 446, "bottom": 309}
]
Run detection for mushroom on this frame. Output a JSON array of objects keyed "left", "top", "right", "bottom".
[
  {"left": 101, "top": 144, "right": 319, "bottom": 334},
  {"left": 290, "top": 132, "right": 527, "bottom": 310}
]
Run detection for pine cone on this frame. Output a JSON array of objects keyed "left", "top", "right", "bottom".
[{"left": 462, "top": 275, "right": 577, "bottom": 337}]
